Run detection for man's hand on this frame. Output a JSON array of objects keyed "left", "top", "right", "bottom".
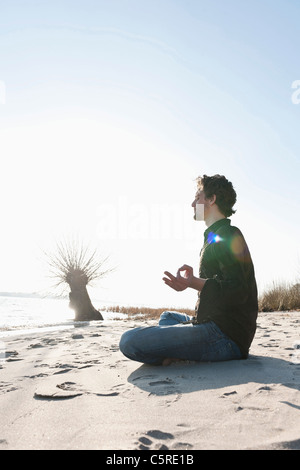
[
  {"left": 163, "top": 265, "right": 194, "bottom": 292},
  {"left": 163, "top": 264, "right": 207, "bottom": 292}
]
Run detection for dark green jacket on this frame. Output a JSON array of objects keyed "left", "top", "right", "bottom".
[{"left": 195, "top": 218, "right": 258, "bottom": 358}]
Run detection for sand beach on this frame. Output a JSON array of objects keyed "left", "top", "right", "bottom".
[{"left": 0, "top": 311, "right": 299, "bottom": 451}]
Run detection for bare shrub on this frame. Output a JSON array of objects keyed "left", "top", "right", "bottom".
[
  {"left": 46, "top": 238, "right": 112, "bottom": 321},
  {"left": 47, "top": 238, "right": 111, "bottom": 291},
  {"left": 258, "top": 281, "right": 300, "bottom": 312}
]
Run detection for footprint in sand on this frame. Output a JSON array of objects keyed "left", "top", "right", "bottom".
[
  {"left": 0, "top": 381, "right": 18, "bottom": 394},
  {"left": 148, "top": 378, "right": 182, "bottom": 401},
  {"left": 34, "top": 380, "right": 120, "bottom": 400},
  {"left": 131, "top": 374, "right": 158, "bottom": 382},
  {"left": 220, "top": 390, "right": 238, "bottom": 397},
  {"left": 53, "top": 368, "right": 73, "bottom": 375},
  {"left": 136, "top": 430, "right": 175, "bottom": 450},
  {"left": 34, "top": 381, "right": 85, "bottom": 400},
  {"left": 135, "top": 429, "right": 193, "bottom": 450},
  {"left": 28, "top": 343, "right": 44, "bottom": 349},
  {"left": 71, "top": 334, "right": 84, "bottom": 340},
  {"left": 149, "top": 379, "right": 175, "bottom": 386},
  {"left": 4, "top": 351, "right": 22, "bottom": 363}
]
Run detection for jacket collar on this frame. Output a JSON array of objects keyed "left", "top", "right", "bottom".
[{"left": 204, "top": 218, "right": 231, "bottom": 241}]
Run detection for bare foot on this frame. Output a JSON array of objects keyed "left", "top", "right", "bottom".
[{"left": 162, "top": 358, "right": 181, "bottom": 366}]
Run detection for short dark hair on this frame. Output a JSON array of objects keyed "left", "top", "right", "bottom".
[{"left": 196, "top": 174, "right": 237, "bottom": 217}]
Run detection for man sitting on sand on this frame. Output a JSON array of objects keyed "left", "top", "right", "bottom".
[{"left": 119, "top": 174, "right": 258, "bottom": 366}]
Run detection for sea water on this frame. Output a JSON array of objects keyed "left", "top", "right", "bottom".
[{"left": 0, "top": 295, "right": 127, "bottom": 338}]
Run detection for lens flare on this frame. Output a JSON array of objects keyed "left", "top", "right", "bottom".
[
  {"left": 230, "top": 234, "right": 247, "bottom": 260},
  {"left": 207, "top": 231, "right": 250, "bottom": 262},
  {"left": 207, "top": 232, "right": 223, "bottom": 244}
]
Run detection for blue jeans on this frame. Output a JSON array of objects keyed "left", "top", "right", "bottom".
[{"left": 119, "top": 311, "right": 242, "bottom": 365}]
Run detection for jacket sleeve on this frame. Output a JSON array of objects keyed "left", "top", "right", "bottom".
[{"left": 200, "top": 232, "right": 250, "bottom": 307}]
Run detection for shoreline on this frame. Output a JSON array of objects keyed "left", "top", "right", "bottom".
[
  {"left": 1, "top": 307, "right": 298, "bottom": 339},
  {"left": 0, "top": 312, "right": 299, "bottom": 450}
]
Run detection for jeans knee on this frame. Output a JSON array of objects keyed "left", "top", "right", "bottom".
[
  {"left": 119, "top": 330, "right": 130, "bottom": 355},
  {"left": 158, "top": 311, "right": 189, "bottom": 326},
  {"left": 119, "top": 329, "right": 138, "bottom": 358},
  {"left": 158, "top": 311, "right": 171, "bottom": 325}
]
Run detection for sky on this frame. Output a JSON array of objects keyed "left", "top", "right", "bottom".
[{"left": 0, "top": 0, "right": 299, "bottom": 309}]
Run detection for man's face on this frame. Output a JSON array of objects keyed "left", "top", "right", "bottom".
[{"left": 191, "top": 189, "right": 208, "bottom": 221}]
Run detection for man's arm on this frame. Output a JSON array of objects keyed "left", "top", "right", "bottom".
[
  {"left": 163, "top": 265, "right": 207, "bottom": 292},
  {"left": 190, "top": 275, "right": 207, "bottom": 292}
]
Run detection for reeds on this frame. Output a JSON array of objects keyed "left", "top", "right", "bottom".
[
  {"left": 105, "top": 281, "right": 300, "bottom": 320},
  {"left": 104, "top": 305, "right": 195, "bottom": 321},
  {"left": 258, "top": 281, "right": 300, "bottom": 312}
]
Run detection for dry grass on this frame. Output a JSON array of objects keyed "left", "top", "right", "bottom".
[
  {"left": 105, "top": 281, "right": 300, "bottom": 320},
  {"left": 258, "top": 281, "right": 300, "bottom": 312},
  {"left": 104, "top": 305, "right": 195, "bottom": 321}
]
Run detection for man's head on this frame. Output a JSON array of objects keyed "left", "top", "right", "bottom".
[{"left": 192, "top": 174, "right": 237, "bottom": 221}]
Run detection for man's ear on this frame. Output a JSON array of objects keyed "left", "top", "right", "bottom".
[{"left": 209, "top": 194, "right": 216, "bottom": 205}]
